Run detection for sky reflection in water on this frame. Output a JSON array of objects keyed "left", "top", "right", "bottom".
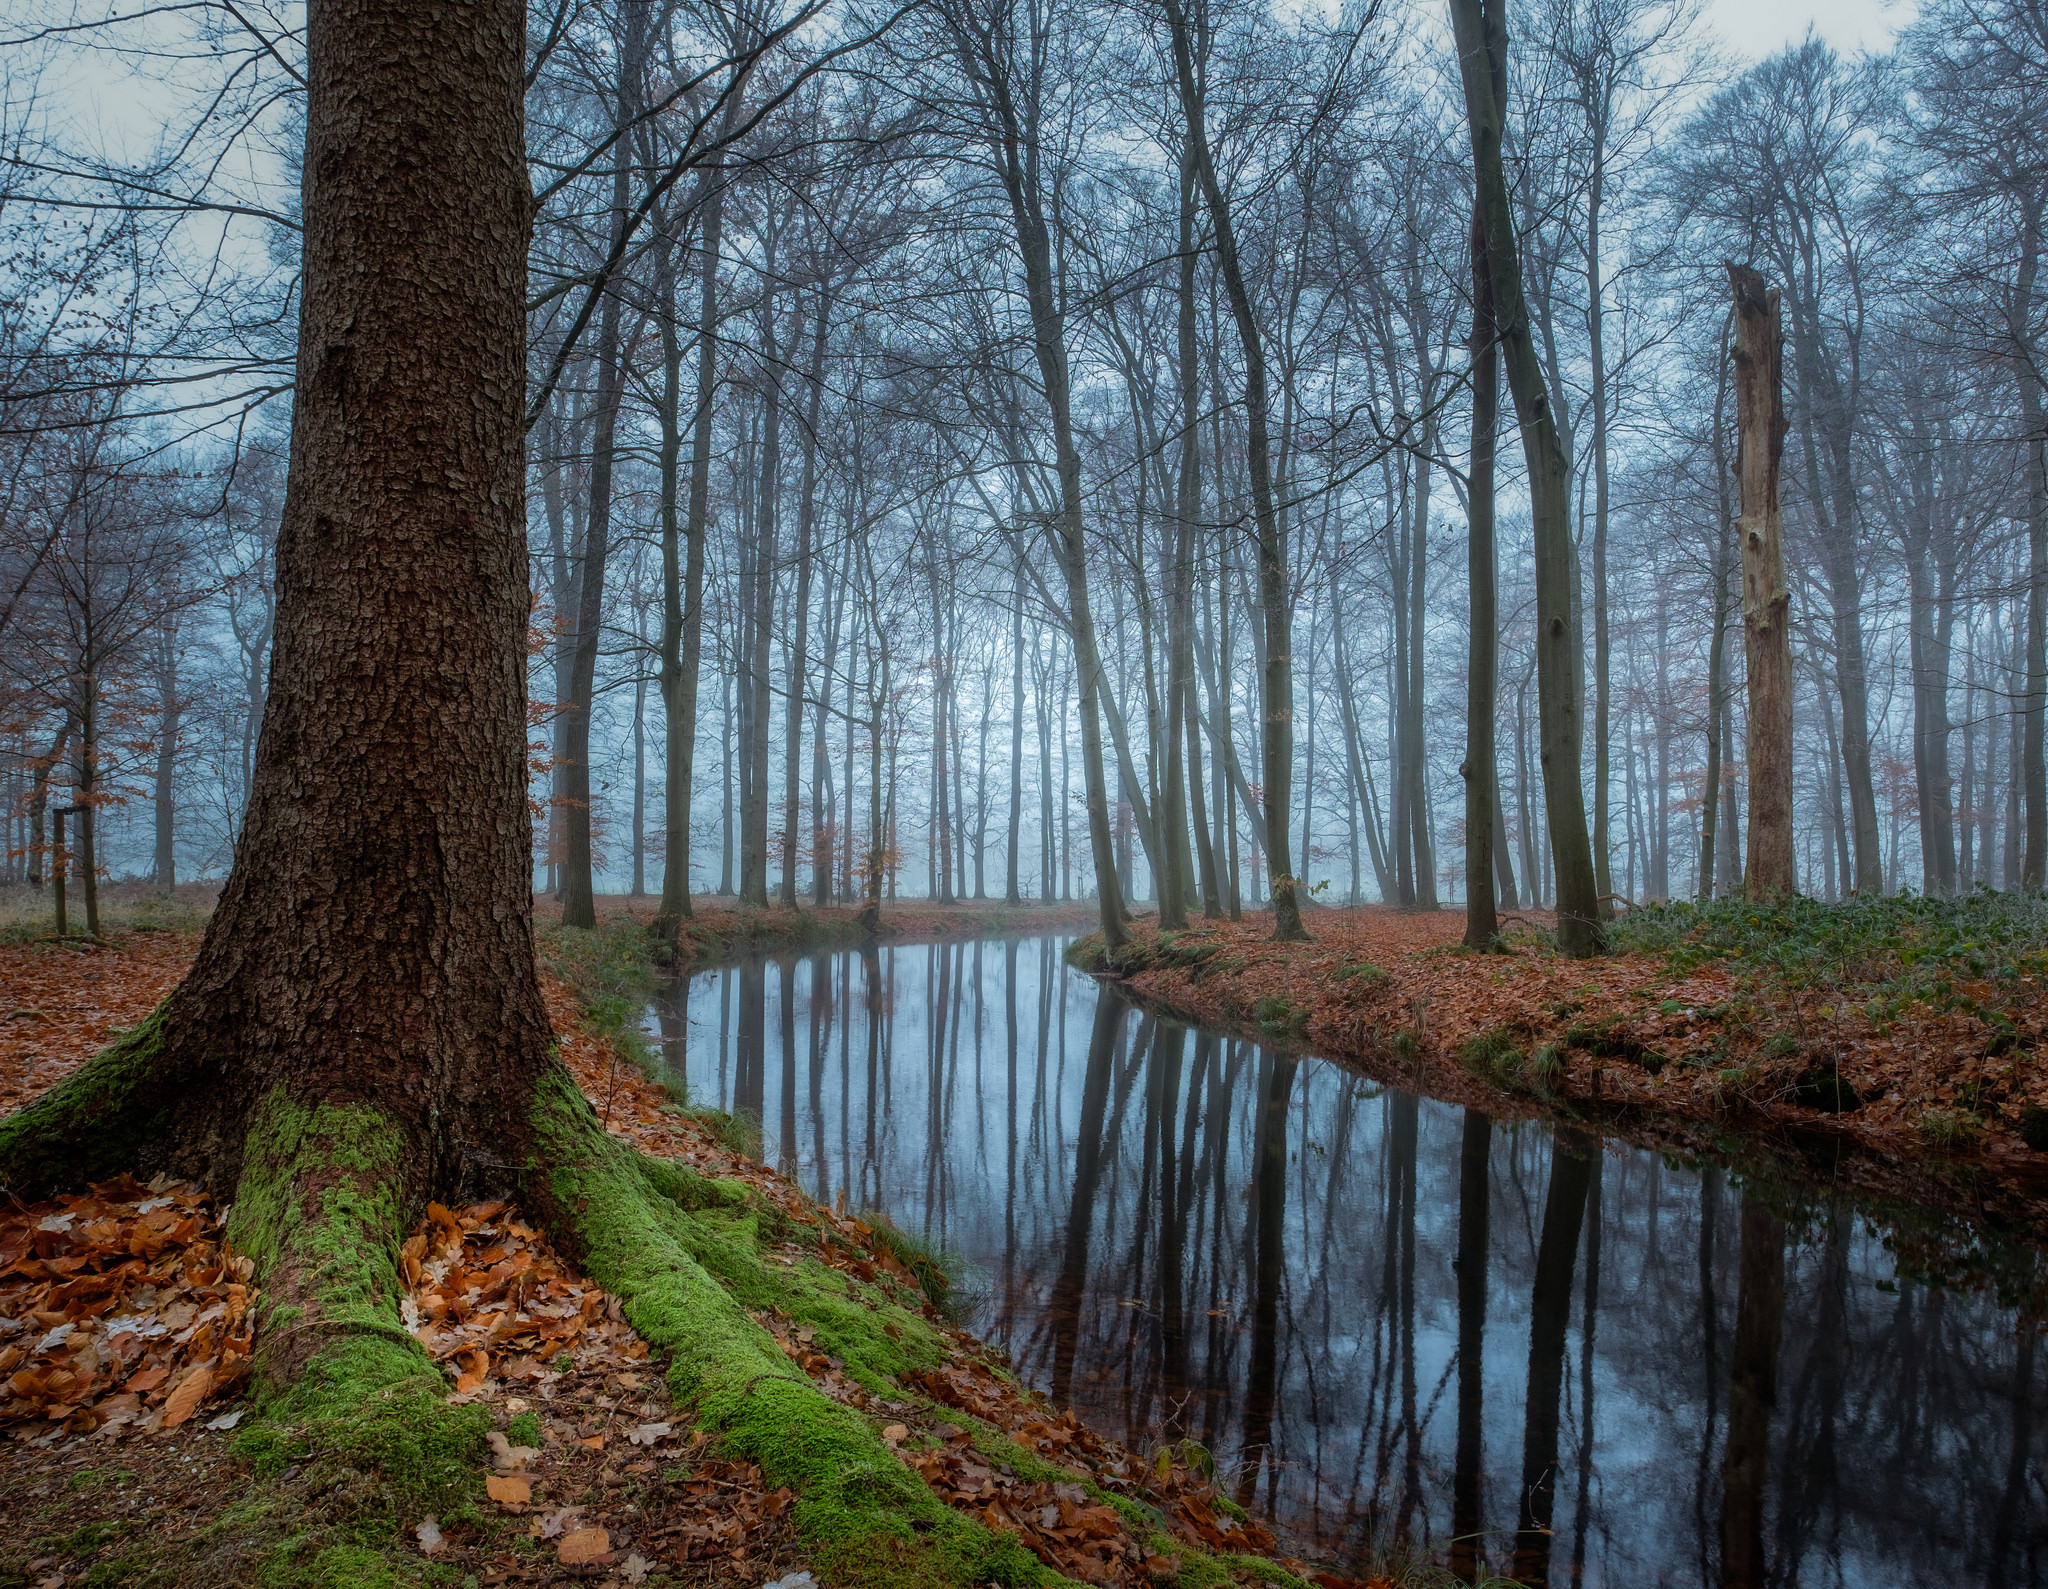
[{"left": 649, "top": 935, "right": 2045, "bottom": 1587}]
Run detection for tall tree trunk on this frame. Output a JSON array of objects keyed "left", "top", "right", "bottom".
[
  {"left": 933, "top": 7, "right": 1130, "bottom": 940},
  {"left": 1405, "top": 452, "right": 1437, "bottom": 908},
  {"left": 561, "top": 9, "right": 648, "bottom": 928},
  {"left": 781, "top": 292, "right": 829, "bottom": 907},
  {"left": 1159, "top": 210, "right": 1197, "bottom": 933},
  {"left": 1007, "top": 561, "right": 1025, "bottom": 903},
  {"left": 1162, "top": 0, "right": 1304, "bottom": 940},
  {"left": 815, "top": 534, "right": 848, "bottom": 906},
  {"left": 1700, "top": 314, "right": 1735, "bottom": 899},
  {"left": 1728, "top": 265, "right": 1795, "bottom": 900},
  {"left": 1450, "top": 0, "right": 1602, "bottom": 955},
  {"left": 1178, "top": 208, "right": 1223, "bottom": 919},
  {"left": 657, "top": 180, "right": 724, "bottom": 934},
  {"left": 1463, "top": 194, "right": 1501, "bottom": 949},
  {"left": 741, "top": 311, "right": 782, "bottom": 907},
  {"left": 2021, "top": 343, "right": 2047, "bottom": 892},
  {"left": 153, "top": 630, "right": 181, "bottom": 891},
  {"left": 1588, "top": 151, "right": 1615, "bottom": 914},
  {"left": 0, "top": 0, "right": 557, "bottom": 1371},
  {"left": 632, "top": 637, "right": 647, "bottom": 898}
]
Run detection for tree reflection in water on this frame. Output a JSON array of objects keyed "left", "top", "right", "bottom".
[{"left": 653, "top": 936, "right": 2048, "bottom": 1586}]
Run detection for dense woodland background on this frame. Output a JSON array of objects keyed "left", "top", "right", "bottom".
[{"left": 1, "top": 0, "right": 2043, "bottom": 921}]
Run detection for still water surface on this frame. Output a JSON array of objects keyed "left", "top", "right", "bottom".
[{"left": 647, "top": 935, "right": 2044, "bottom": 1587}]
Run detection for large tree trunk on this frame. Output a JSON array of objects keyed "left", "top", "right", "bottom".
[
  {"left": 1463, "top": 194, "right": 1501, "bottom": 949},
  {"left": 657, "top": 178, "right": 725, "bottom": 935},
  {"left": 1728, "top": 265, "right": 1795, "bottom": 900},
  {"left": 0, "top": 0, "right": 555, "bottom": 1359},
  {"left": 560, "top": 8, "right": 649, "bottom": 929},
  {"left": 1162, "top": 0, "right": 1305, "bottom": 940},
  {"left": 2, "top": 27, "right": 978, "bottom": 1565},
  {"left": 1450, "top": 0, "right": 1602, "bottom": 956}
]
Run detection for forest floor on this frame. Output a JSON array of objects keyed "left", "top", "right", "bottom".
[
  {"left": 0, "top": 888, "right": 1401, "bottom": 1589},
  {"left": 1083, "top": 892, "right": 2048, "bottom": 1268}
]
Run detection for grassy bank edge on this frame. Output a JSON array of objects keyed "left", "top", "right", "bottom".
[{"left": 1070, "top": 906, "right": 2048, "bottom": 1316}]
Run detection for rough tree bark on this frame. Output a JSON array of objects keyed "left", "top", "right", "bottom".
[
  {"left": 1463, "top": 193, "right": 1501, "bottom": 949},
  {"left": 0, "top": 0, "right": 557, "bottom": 1349},
  {"left": 1, "top": 18, "right": 1012, "bottom": 1575},
  {"left": 1450, "top": 0, "right": 1603, "bottom": 956},
  {"left": 1728, "top": 264, "right": 1795, "bottom": 900}
]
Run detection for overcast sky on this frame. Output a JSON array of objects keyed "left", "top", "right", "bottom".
[{"left": 1705, "top": 0, "right": 1915, "bottom": 54}]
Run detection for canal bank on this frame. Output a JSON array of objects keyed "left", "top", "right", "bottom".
[
  {"left": 659, "top": 930, "right": 2048, "bottom": 1586},
  {"left": 1072, "top": 898, "right": 2048, "bottom": 1250}
]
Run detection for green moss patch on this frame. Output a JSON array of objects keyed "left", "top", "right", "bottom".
[
  {"left": 530, "top": 1068, "right": 1050, "bottom": 1586},
  {"left": 0, "top": 1005, "right": 177, "bottom": 1195}
]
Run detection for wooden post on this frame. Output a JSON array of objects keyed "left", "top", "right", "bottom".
[{"left": 1727, "top": 263, "right": 1796, "bottom": 899}]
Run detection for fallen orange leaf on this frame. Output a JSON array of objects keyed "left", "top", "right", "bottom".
[
  {"left": 162, "top": 1365, "right": 212, "bottom": 1427},
  {"left": 486, "top": 1473, "right": 532, "bottom": 1504},
  {"left": 558, "top": 1526, "right": 611, "bottom": 1564}
]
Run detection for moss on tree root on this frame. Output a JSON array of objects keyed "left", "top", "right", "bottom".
[
  {"left": 3, "top": 1024, "right": 1324, "bottom": 1588},
  {"left": 531, "top": 1067, "right": 1051, "bottom": 1586},
  {"left": 0, "top": 1006, "right": 179, "bottom": 1196}
]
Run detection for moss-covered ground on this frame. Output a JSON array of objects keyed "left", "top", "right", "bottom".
[{"left": 2, "top": 900, "right": 1458, "bottom": 1589}]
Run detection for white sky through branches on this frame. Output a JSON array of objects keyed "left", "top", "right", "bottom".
[{"left": 1703, "top": 0, "right": 1912, "bottom": 52}]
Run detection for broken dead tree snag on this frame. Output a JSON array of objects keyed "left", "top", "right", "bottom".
[{"left": 1727, "top": 261, "right": 1796, "bottom": 902}]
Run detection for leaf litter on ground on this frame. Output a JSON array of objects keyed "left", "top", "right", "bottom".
[
  {"left": 0, "top": 913, "right": 1416, "bottom": 1586},
  {"left": 0, "top": 1173, "right": 255, "bottom": 1441}
]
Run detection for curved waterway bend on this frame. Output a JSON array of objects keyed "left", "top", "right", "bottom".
[{"left": 646, "top": 934, "right": 2043, "bottom": 1587}]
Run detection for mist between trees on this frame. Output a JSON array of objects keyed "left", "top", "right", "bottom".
[{"left": 2, "top": 0, "right": 2043, "bottom": 941}]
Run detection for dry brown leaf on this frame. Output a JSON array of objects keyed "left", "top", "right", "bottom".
[
  {"left": 161, "top": 1365, "right": 212, "bottom": 1427},
  {"left": 557, "top": 1526, "right": 611, "bottom": 1565},
  {"left": 452, "top": 1346, "right": 489, "bottom": 1394},
  {"left": 486, "top": 1473, "right": 532, "bottom": 1504}
]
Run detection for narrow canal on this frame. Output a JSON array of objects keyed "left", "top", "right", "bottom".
[{"left": 648, "top": 934, "right": 2044, "bottom": 1587}]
